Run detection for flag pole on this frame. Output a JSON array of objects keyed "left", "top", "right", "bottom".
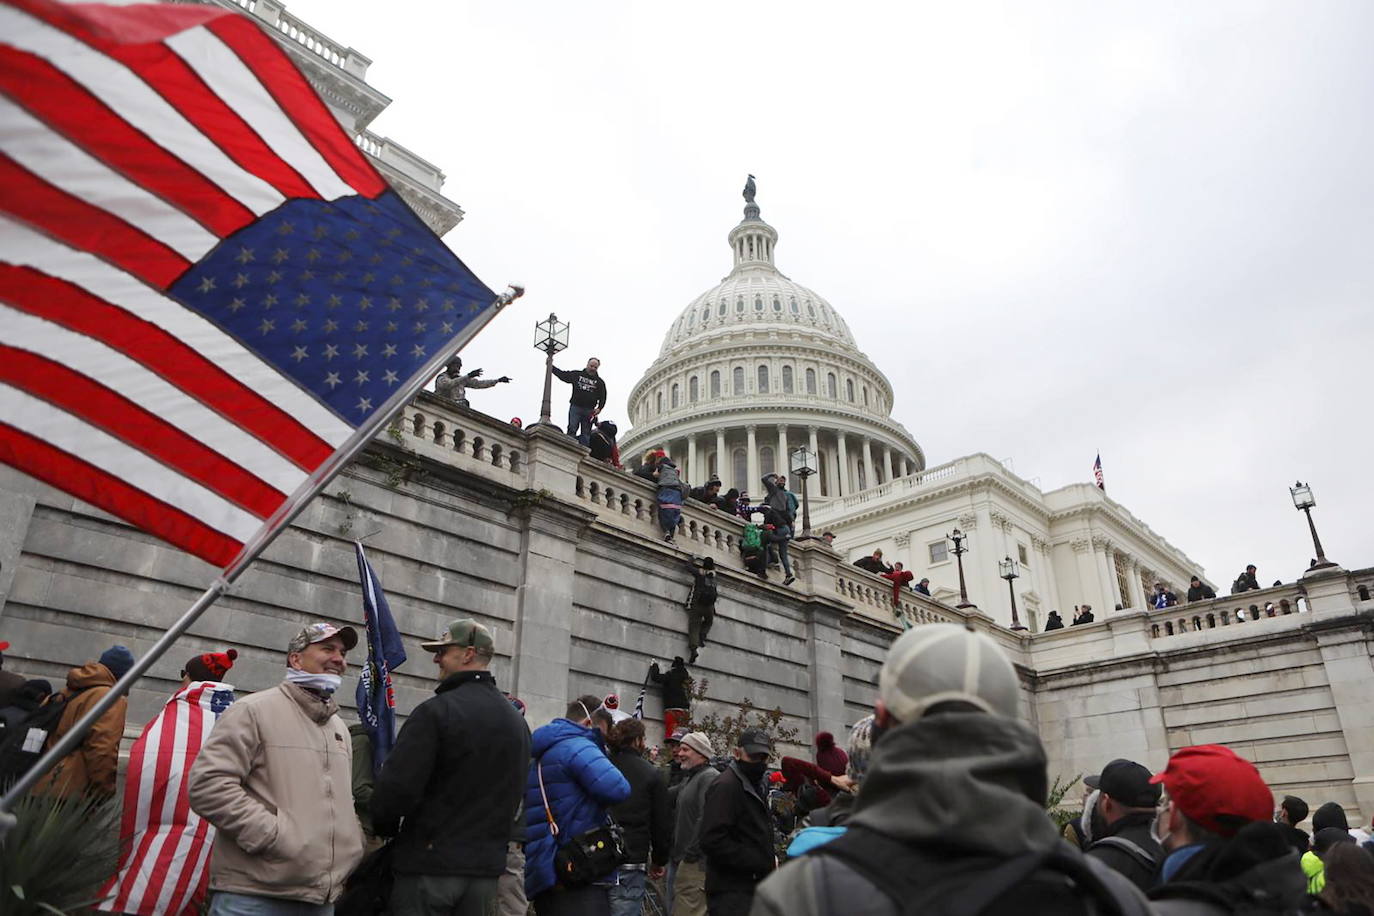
[{"left": 0, "top": 286, "right": 524, "bottom": 840}]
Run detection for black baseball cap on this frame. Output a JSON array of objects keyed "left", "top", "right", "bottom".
[
  {"left": 737, "top": 728, "right": 773, "bottom": 756},
  {"left": 1086, "top": 758, "right": 1161, "bottom": 808}
]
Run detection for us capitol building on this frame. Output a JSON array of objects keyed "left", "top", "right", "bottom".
[{"left": 622, "top": 183, "right": 1213, "bottom": 631}]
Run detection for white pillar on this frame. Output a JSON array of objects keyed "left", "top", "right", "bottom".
[
  {"left": 1095, "top": 538, "right": 1119, "bottom": 610},
  {"left": 1128, "top": 559, "right": 1149, "bottom": 612},
  {"left": 836, "top": 433, "right": 849, "bottom": 496},
  {"left": 1039, "top": 540, "right": 1063, "bottom": 615},
  {"left": 687, "top": 434, "right": 698, "bottom": 484},
  {"left": 808, "top": 426, "right": 820, "bottom": 469},
  {"left": 1072, "top": 538, "right": 1099, "bottom": 613},
  {"left": 746, "top": 425, "right": 759, "bottom": 495},
  {"left": 899, "top": 456, "right": 909, "bottom": 478},
  {"left": 715, "top": 429, "right": 727, "bottom": 485},
  {"left": 777, "top": 424, "right": 789, "bottom": 477},
  {"left": 861, "top": 437, "right": 874, "bottom": 491},
  {"left": 882, "top": 446, "right": 894, "bottom": 485}
]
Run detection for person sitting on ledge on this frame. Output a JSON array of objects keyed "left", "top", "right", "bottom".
[
  {"left": 853, "top": 549, "right": 892, "bottom": 575},
  {"left": 913, "top": 578, "right": 931, "bottom": 597},
  {"left": 690, "top": 477, "right": 723, "bottom": 508},
  {"left": 1187, "top": 576, "right": 1216, "bottom": 603}
]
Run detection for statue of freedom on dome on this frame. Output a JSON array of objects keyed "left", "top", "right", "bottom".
[{"left": 743, "top": 173, "right": 757, "bottom": 204}]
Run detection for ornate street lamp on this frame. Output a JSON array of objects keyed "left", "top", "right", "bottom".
[
  {"left": 999, "top": 556, "right": 1027, "bottom": 631},
  {"left": 1290, "top": 481, "right": 1337, "bottom": 570},
  {"left": 533, "top": 313, "right": 569, "bottom": 427},
  {"left": 789, "top": 445, "right": 817, "bottom": 538},
  {"left": 947, "top": 528, "right": 975, "bottom": 609}
]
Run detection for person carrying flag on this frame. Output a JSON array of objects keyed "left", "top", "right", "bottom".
[
  {"left": 372, "top": 619, "right": 531, "bottom": 916},
  {"left": 100, "top": 650, "right": 239, "bottom": 916}
]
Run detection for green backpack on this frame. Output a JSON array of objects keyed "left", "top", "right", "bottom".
[{"left": 742, "top": 524, "right": 763, "bottom": 551}]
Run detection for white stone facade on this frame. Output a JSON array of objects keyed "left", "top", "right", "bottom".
[{"left": 624, "top": 187, "right": 1214, "bottom": 629}]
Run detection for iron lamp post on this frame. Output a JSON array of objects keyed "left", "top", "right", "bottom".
[
  {"left": 789, "top": 445, "right": 817, "bottom": 538},
  {"left": 533, "top": 313, "right": 569, "bottom": 428},
  {"left": 999, "top": 555, "right": 1028, "bottom": 631},
  {"left": 1290, "top": 481, "right": 1336, "bottom": 570},
  {"left": 947, "top": 528, "right": 974, "bottom": 609}
]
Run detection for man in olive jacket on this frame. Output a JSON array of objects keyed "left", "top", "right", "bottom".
[
  {"left": 372, "top": 619, "right": 531, "bottom": 916},
  {"left": 189, "top": 623, "right": 364, "bottom": 915}
]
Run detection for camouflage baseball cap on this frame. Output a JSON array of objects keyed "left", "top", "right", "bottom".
[
  {"left": 287, "top": 622, "right": 358, "bottom": 654},
  {"left": 420, "top": 618, "right": 495, "bottom": 653}
]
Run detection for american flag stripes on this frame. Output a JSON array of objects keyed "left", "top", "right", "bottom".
[
  {"left": 0, "top": 0, "right": 500, "bottom": 571},
  {"left": 1094, "top": 453, "right": 1105, "bottom": 490},
  {"left": 98, "top": 681, "right": 236, "bottom": 916}
]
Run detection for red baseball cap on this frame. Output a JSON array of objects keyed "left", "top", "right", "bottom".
[{"left": 1150, "top": 744, "right": 1272, "bottom": 837}]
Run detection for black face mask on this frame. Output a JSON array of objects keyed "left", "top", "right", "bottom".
[
  {"left": 869, "top": 718, "right": 890, "bottom": 749},
  {"left": 738, "top": 759, "right": 767, "bottom": 783}
]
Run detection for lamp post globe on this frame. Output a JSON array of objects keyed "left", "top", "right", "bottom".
[
  {"left": 1000, "top": 556, "right": 1027, "bottom": 632},
  {"left": 789, "top": 445, "right": 817, "bottom": 538},
  {"left": 1290, "top": 480, "right": 1336, "bottom": 570}
]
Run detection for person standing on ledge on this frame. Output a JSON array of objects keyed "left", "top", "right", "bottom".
[
  {"left": 434, "top": 356, "right": 510, "bottom": 408},
  {"left": 552, "top": 357, "right": 606, "bottom": 446}
]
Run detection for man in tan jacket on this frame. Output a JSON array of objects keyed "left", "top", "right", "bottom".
[
  {"left": 189, "top": 623, "right": 364, "bottom": 916},
  {"left": 35, "top": 644, "right": 133, "bottom": 799}
]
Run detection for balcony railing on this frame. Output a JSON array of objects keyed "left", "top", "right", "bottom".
[{"left": 1145, "top": 583, "right": 1308, "bottom": 638}]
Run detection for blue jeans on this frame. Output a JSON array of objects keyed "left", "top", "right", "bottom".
[
  {"left": 567, "top": 404, "right": 595, "bottom": 445},
  {"left": 608, "top": 869, "right": 646, "bottom": 916},
  {"left": 208, "top": 892, "right": 333, "bottom": 916},
  {"left": 665, "top": 861, "right": 676, "bottom": 914},
  {"left": 768, "top": 527, "right": 793, "bottom": 576}
]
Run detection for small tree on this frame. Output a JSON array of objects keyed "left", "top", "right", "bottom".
[
  {"left": 1046, "top": 773, "right": 1085, "bottom": 832},
  {"left": 675, "top": 675, "right": 801, "bottom": 758}
]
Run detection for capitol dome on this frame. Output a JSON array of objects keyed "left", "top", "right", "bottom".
[{"left": 622, "top": 182, "right": 924, "bottom": 500}]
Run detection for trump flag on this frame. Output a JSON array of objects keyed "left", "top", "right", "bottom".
[
  {"left": 355, "top": 541, "right": 405, "bottom": 774},
  {"left": 0, "top": 0, "right": 502, "bottom": 572}
]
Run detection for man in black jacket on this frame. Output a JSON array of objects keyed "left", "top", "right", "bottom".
[
  {"left": 1273, "top": 794, "right": 1310, "bottom": 853},
  {"left": 1084, "top": 758, "right": 1163, "bottom": 891},
  {"left": 699, "top": 727, "right": 775, "bottom": 916},
  {"left": 607, "top": 718, "right": 671, "bottom": 916},
  {"left": 373, "top": 619, "right": 531, "bottom": 916},
  {"left": 1187, "top": 576, "right": 1217, "bottom": 603},
  {"left": 552, "top": 357, "right": 607, "bottom": 446}
]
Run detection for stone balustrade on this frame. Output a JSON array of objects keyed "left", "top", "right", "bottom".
[
  {"left": 835, "top": 566, "right": 961, "bottom": 630},
  {"left": 1146, "top": 583, "right": 1308, "bottom": 638},
  {"left": 274, "top": 7, "right": 351, "bottom": 70},
  {"left": 391, "top": 395, "right": 526, "bottom": 488}
]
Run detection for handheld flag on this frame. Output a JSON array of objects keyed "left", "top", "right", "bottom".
[
  {"left": 98, "top": 681, "right": 236, "bottom": 916},
  {"left": 0, "top": 0, "right": 508, "bottom": 576},
  {"left": 1093, "top": 453, "right": 1105, "bottom": 491},
  {"left": 633, "top": 662, "right": 653, "bottom": 720},
  {"left": 355, "top": 542, "right": 406, "bottom": 774}
]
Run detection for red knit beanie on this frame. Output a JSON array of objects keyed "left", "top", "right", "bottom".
[{"left": 185, "top": 648, "right": 238, "bottom": 681}]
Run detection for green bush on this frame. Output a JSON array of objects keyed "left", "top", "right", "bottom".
[{"left": 1, "top": 790, "right": 121, "bottom": 916}]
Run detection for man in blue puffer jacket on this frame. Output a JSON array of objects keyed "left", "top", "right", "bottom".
[{"left": 524, "top": 693, "right": 632, "bottom": 915}]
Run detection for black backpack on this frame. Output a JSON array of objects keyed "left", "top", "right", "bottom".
[
  {"left": 811, "top": 826, "right": 1150, "bottom": 916},
  {"left": 0, "top": 693, "right": 71, "bottom": 786}
]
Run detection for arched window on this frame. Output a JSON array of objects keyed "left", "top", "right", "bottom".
[
  {"left": 760, "top": 446, "right": 775, "bottom": 476},
  {"left": 701, "top": 307, "right": 710, "bottom": 323},
  {"left": 757, "top": 365, "right": 769, "bottom": 393},
  {"left": 710, "top": 370, "right": 721, "bottom": 397},
  {"left": 790, "top": 298, "right": 799, "bottom": 314},
  {"left": 782, "top": 366, "right": 794, "bottom": 393},
  {"left": 846, "top": 379, "right": 855, "bottom": 402},
  {"left": 656, "top": 391, "right": 663, "bottom": 414},
  {"left": 772, "top": 296, "right": 782, "bottom": 312},
  {"left": 754, "top": 295, "right": 763, "bottom": 312},
  {"left": 857, "top": 460, "right": 866, "bottom": 489},
  {"left": 733, "top": 366, "right": 745, "bottom": 394},
  {"left": 671, "top": 383, "right": 680, "bottom": 408},
  {"left": 736, "top": 297, "right": 744, "bottom": 314},
  {"left": 827, "top": 373, "right": 837, "bottom": 398},
  {"left": 806, "top": 301, "right": 816, "bottom": 317},
  {"left": 719, "top": 300, "right": 727, "bottom": 316},
  {"left": 805, "top": 368, "right": 817, "bottom": 394},
  {"left": 732, "top": 448, "right": 747, "bottom": 490},
  {"left": 862, "top": 385, "right": 869, "bottom": 406},
  {"left": 689, "top": 376, "right": 699, "bottom": 402}
]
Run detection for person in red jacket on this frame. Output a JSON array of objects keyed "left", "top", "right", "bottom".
[{"left": 881, "top": 563, "right": 914, "bottom": 607}]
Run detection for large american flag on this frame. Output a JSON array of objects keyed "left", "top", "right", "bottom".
[
  {"left": 98, "top": 680, "right": 236, "bottom": 916},
  {"left": 0, "top": 0, "right": 500, "bottom": 571}
]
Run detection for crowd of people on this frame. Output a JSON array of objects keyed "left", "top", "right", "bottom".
[{"left": 5, "top": 616, "right": 1373, "bottom": 916}]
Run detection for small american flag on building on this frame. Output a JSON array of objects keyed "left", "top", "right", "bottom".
[
  {"left": 1093, "top": 453, "right": 1105, "bottom": 490},
  {"left": 0, "top": 0, "right": 502, "bottom": 571}
]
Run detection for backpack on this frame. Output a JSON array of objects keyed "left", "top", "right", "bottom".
[
  {"left": 1089, "top": 836, "right": 1159, "bottom": 873},
  {"left": 812, "top": 826, "right": 1149, "bottom": 916},
  {"left": 742, "top": 524, "right": 762, "bottom": 551},
  {"left": 0, "top": 692, "right": 71, "bottom": 786},
  {"left": 696, "top": 572, "right": 717, "bottom": 603}
]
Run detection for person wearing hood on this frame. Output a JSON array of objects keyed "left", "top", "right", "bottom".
[
  {"left": 101, "top": 650, "right": 239, "bottom": 916},
  {"left": 1187, "top": 576, "right": 1217, "bottom": 603},
  {"left": 1043, "top": 610, "right": 1065, "bottom": 631},
  {"left": 588, "top": 419, "right": 621, "bottom": 468},
  {"left": 189, "top": 623, "right": 364, "bottom": 914},
  {"left": 1083, "top": 759, "right": 1163, "bottom": 891},
  {"left": 699, "top": 727, "right": 777, "bottom": 915},
  {"left": 1147, "top": 744, "right": 1307, "bottom": 915},
  {"left": 522, "top": 693, "right": 631, "bottom": 914},
  {"left": 655, "top": 455, "right": 689, "bottom": 544},
  {"left": 649, "top": 657, "right": 692, "bottom": 735},
  {"left": 1303, "top": 803, "right": 1356, "bottom": 894},
  {"left": 0, "top": 678, "right": 52, "bottom": 734},
  {"left": 751, "top": 623, "right": 1150, "bottom": 916},
  {"left": 1273, "top": 795, "right": 1310, "bottom": 854},
  {"left": 34, "top": 644, "right": 135, "bottom": 799}
]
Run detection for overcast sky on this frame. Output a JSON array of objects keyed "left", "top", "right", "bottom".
[{"left": 291, "top": 0, "right": 1374, "bottom": 586}]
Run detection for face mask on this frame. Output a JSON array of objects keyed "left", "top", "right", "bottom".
[
  {"left": 286, "top": 667, "right": 342, "bottom": 695},
  {"left": 1150, "top": 807, "right": 1173, "bottom": 849},
  {"left": 738, "top": 759, "right": 767, "bottom": 783}
]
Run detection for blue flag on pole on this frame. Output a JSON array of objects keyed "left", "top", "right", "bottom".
[{"left": 355, "top": 541, "right": 406, "bottom": 774}]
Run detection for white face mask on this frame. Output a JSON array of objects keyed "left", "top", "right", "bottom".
[
  {"left": 285, "top": 668, "right": 342, "bottom": 695},
  {"left": 1150, "top": 804, "right": 1173, "bottom": 849}
]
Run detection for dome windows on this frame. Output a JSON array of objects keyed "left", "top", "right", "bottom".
[
  {"left": 862, "top": 385, "right": 869, "bottom": 407},
  {"left": 846, "top": 379, "right": 855, "bottom": 402},
  {"left": 656, "top": 391, "right": 663, "bottom": 414},
  {"left": 733, "top": 366, "right": 745, "bottom": 394},
  {"left": 689, "top": 376, "right": 699, "bottom": 403},
  {"left": 827, "top": 372, "right": 837, "bottom": 399},
  {"left": 710, "top": 370, "right": 721, "bottom": 397},
  {"left": 736, "top": 297, "right": 745, "bottom": 314},
  {"left": 789, "top": 298, "right": 799, "bottom": 314},
  {"left": 805, "top": 368, "right": 817, "bottom": 394},
  {"left": 701, "top": 307, "right": 710, "bottom": 324},
  {"left": 719, "top": 300, "right": 727, "bottom": 316},
  {"left": 782, "top": 366, "right": 794, "bottom": 393},
  {"left": 772, "top": 296, "right": 782, "bottom": 312},
  {"left": 806, "top": 301, "right": 815, "bottom": 318},
  {"left": 757, "top": 365, "right": 769, "bottom": 393},
  {"left": 671, "top": 383, "right": 680, "bottom": 409},
  {"left": 754, "top": 295, "right": 763, "bottom": 312}
]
